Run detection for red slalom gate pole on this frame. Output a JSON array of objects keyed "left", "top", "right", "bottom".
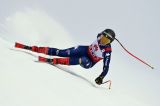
[{"left": 115, "top": 38, "right": 154, "bottom": 69}]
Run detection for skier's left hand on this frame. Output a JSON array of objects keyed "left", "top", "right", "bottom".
[{"left": 95, "top": 76, "right": 104, "bottom": 85}]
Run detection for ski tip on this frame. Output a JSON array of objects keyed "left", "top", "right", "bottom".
[{"left": 15, "top": 42, "right": 25, "bottom": 49}]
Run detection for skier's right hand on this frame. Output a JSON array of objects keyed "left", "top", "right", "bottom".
[{"left": 95, "top": 76, "right": 104, "bottom": 85}]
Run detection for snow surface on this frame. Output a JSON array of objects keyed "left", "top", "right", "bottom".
[{"left": 0, "top": 1, "right": 160, "bottom": 106}]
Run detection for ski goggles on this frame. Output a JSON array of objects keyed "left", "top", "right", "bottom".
[
  {"left": 100, "top": 35, "right": 111, "bottom": 45},
  {"left": 101, "top": 32, "right": 115, "bottom": 42}
]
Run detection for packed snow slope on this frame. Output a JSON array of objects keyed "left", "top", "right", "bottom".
[
  {"left": 0, "top": 2, "right": 160, "bottom": 106},
  {"left": 0, "top": 19, "right": 160, "bottom": 106}
]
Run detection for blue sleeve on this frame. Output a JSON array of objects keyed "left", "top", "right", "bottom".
[{"left": 99, "top": 51, "right": 111, "bottom": 77}]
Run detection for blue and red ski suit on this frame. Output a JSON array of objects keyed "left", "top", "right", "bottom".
[{"left": 47, "top": 35, "right": 112, "bottom": 77}]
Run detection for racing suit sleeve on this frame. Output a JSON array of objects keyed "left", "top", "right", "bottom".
[{"left": 99, "top": 51, "right": 111, "bottom": 77}]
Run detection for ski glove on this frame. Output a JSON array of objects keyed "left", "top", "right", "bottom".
[{"left": 95, "top": 76, "right": 104, "bottom": 85}]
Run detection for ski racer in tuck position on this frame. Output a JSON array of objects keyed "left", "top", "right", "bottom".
[{"left": 15, "top": 29, "right": 116, "bottom": 85}]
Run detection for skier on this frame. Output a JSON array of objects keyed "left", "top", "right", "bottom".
[{"left": 15, "top": 29, "right": 116, "bottom": 85}]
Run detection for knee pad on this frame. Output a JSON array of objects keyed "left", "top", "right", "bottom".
[{"left": 80, "top": 57, "right": 92, "bottom": 69}]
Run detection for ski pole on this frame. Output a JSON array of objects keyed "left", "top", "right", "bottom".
[
  {"left": 102, "top": 80, "right": 112, "bottom": 89},
  {"left": 115, "top": 38, "right": 154, "bottom": 69}
]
